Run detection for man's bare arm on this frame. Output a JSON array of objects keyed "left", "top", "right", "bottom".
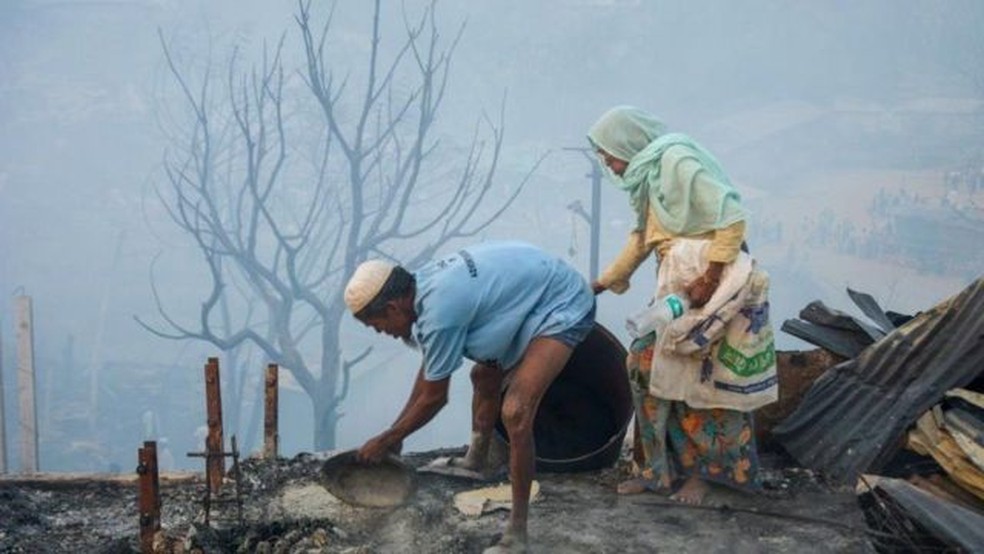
[{"left": 357, "top": 367, "right": 449, "bottom": 462}]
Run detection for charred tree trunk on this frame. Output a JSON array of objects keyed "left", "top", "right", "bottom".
[
  {"left": 140, "top": 0, "right": 530, "bottom": 453},
  {"left": 312, "top": 398, "right": 338, "bottom": 452}
]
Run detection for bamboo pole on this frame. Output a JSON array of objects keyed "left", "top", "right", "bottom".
[{"left": 15, "top": 295, "right": 38, "bottom": 473}]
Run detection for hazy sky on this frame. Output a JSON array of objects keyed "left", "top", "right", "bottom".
[{"left": 1, "top": 0, "right": 982, "bottom": 469}]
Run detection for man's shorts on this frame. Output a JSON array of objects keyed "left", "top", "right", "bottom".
[{"left": 545, "top": 301, "right": 597, "bottom": 349}]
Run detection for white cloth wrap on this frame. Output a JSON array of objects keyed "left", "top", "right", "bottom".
[{"left": 648, "top": 238, "right": 778, "bottom": 412}]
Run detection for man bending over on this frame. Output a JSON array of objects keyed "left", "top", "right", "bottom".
[{"left": 345, "top": 240, "right": 595, "bottom": 553}]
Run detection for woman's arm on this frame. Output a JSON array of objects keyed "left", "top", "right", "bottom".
[
  {"left": 685, "top": 220, "right": 746, "bottom": 307},
  {"left": 593, "top": 230, "right": 652, "bottom": 294},
  {"left": 706, "top": 220, "right": 746, "bottom": 264}
]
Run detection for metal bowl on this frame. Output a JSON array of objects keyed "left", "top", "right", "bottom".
[{"left": 319, "top": 449, "right": 417, "bottom": 508}]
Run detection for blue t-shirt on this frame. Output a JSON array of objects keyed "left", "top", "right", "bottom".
[{"left": 413, "top": 241, "right": 595, "bottom": 381}]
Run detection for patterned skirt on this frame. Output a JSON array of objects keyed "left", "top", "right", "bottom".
[{"left": 627, "top": 335, "right": 761, "bottom": 492}]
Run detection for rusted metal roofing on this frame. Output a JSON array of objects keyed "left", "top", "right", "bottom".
[{"left": 773, "top": 277, "right": 984, "bottom": 483}]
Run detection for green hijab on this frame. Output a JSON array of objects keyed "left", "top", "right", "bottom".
[{"left": 587, "top": 106, "right": 745, "bottom": 235}]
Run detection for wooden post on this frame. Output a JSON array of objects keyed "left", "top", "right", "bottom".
[
  {"left": 137, "top": 440, "right": 161, "bottom": 553},
  {"left": 15, "top": 296, "right": 38, "bottom": 473},
  {"left": 204, "top": 357, "right": 224, "bottom": 493},
  {"left": 0, "top": 317, "right": 7, "bottom": 474},
  {"left": 263, "top": 363, "right": 279, "bottom": 459}
]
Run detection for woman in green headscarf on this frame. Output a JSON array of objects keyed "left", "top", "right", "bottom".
[{"left": 589, "top": 105, "right": 764, "bottom": 505}]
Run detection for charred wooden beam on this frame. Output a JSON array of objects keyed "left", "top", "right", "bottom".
[
  {"left": 204, "top": 357, "right": 225, "bottom": 493},
  {"left": 187, "top": 434, "right": 244, "bottom": 528},
  {"left": 136, "top": 441, "right": 161, "bottom": 553},
  {"left": 264, "top": 364, "right": 279, "bottom": 460}
]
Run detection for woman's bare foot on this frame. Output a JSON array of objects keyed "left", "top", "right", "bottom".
[
  {"left": 616, "top": 477, "right": 654, "bottom": 495},
  {"left": 670, "top": 476, "right": 709, "bottom": 505}
]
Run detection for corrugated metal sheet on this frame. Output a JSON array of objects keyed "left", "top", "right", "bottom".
[
  {"left": 780, "top": 318, "right": 873, "bottom": 359},
  {"left": 873, "top": 477, "right": 984, "bottom": 551},
  {"left": 780, "top": 294, "right": 899, "bottom": 359},
  {"left": 845, "top": 288, "right": 896, "bottom": 334},
  {"left": 774, "top": 277, "right": 984, "bottom": 483}
]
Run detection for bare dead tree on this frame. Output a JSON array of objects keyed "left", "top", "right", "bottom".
[{"left": 137, "top": 0, "right": 540, "bottom": 449}]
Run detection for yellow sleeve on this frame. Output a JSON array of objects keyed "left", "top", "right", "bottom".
[
  {"left": 706, "top": 220, "right": 746, "bottom": 263},
  {"left": 597, "top": 230, "right": 653, "bottom": 294}
]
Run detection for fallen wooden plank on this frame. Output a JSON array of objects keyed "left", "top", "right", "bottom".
[
  {"left": 908, "top": 429, "right": 984, "bottom": 500},
  {"left": 0, "top": 471, "right": 202, "bottom": 489}
]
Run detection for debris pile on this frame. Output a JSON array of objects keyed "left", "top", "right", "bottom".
[
  {"left": 0, "top": 446, "right": 874, "bottom": 553},
  {"left": 908, "top": 389, "right": 984, "bottom": 503},
  {"left": 858, "top": 476, "right": 984, "bottom": 552},
  {"left": 775, "top": 276, "right": 984, "bottom": 551}
]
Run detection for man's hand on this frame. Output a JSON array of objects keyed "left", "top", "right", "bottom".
[
  {"left": 359, "top": 369, "right": 448, "bottom": 464},
  {"left": 357, "top": 431, "right": 395, "bottom": 464},
  {"left": 591, "top": 281, "right": 607, "bottom": 295},
  {"left": 684, "top": 262, "right": 724, "bottom": 308}
]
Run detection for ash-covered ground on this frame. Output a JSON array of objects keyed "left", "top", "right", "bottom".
[{"left": 0, "top": 446, "right": 873, "bottom": 553}]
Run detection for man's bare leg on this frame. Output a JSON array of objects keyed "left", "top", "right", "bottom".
[
  {"left": 454, "top": 363, "right": 503, "bottom": 472},
  {"left": 485, "top": 337, "right": 572, "bottom": 553}
]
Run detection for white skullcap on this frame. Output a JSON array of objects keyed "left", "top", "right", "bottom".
[{"left": 344, "top": 259, "right": 396, "bottom": 314}]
